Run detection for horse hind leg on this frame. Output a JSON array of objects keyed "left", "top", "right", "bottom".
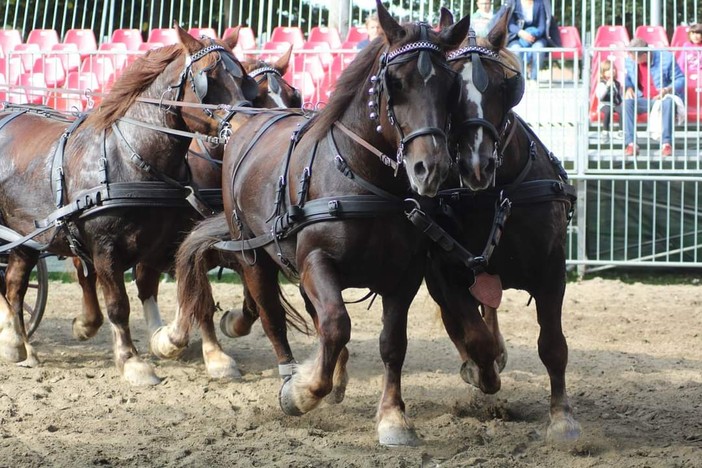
[
  {"left": 220, "top": 280, "right": 260, "bottom": 338},
  {"left": 135, "top": 263, "right": 165, "bottom": 335},
  {"left": 71, "top": 258, "right": 104, "bottom": 341}
]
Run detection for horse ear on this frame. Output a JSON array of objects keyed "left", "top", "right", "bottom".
[
  {"left": 376, "top": 0, "right": 404, "bottom": 44},
  {"left": 223, "top": 26, "right": 241, "bottom": 50},
  {"left": 174, "top": 21, "right": 201, "bottom": 54},
  {"left": 439, "top": 7, "right": 455, "bottom": 28},
  {"left": 486, "top": 7, "right": 510, "bottom": 49},
  {"left": 439, "top": 13, "right": 470, "bottom": 49},
  {"left": 274, "top": 45, "right": 293, "bottom": 75}
]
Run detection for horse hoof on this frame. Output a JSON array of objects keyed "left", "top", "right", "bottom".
[
  {"left": 149, "top": 326, "right": 185, "bottom": 360},
  {"left": 205, "top": 354, "right": 242, "bottom": 380},
  {"left": 378, "top": 426, "right": 422, "bottom": 447},
  {"left": 547, "top": 415, "right": 582, "bottom": 442},
  {"left": 278, "top": 377, "right": 304, "bottom": 416},
  {"left": 123, "top": 357, "right": 162, "bottom": 386},
  {"left": 220, "top": 309, "right": 253, "bottom": 338},
  {"left": 460, "top": 359, "right": 480, "bottom": 388},
  {"left": 0, "top": 327, "right": 26, "bottom": 363},
  {"left": 496, "top": 334, "right": 508, "bottom": 372},
  {"left": 72, "top": 317, "right": 99, "bottom": 341}
]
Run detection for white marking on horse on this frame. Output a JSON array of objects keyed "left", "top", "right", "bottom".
[
  {"left": 269, "top": 89, "right": 287, "bottom": 107},
  {"left": 461, "top": 63, "right": 484, "bottom": 175},
  {"left": 142, "top": 297, "right": 163, "bottom": 334}
]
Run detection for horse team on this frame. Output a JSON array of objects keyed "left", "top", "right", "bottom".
[{"left": 0, "top": 0, "right": 581, "bottom": 446}]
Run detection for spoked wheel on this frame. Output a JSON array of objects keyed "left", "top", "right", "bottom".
[{"left": 0, "top": 255, "right": 49, "bottom": 337}]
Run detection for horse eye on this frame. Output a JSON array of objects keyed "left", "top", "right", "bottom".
[{"left": 390, "top": 78, "right": 404, "bottom": 92}]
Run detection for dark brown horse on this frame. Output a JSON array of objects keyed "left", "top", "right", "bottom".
[
  {"left": 152, "top": 0, "right": 472, "bottom": 445},
  {"left": 0, "top": 25, "right": 258, "bottom": 385},
  {"left": 69, "top": 41, "right": 302, "bottom": 350},
  {"left": 423, "top": 10, "right": 581, "bottom": 441}
]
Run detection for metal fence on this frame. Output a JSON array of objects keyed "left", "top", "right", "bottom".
[{"left": 2, "top": 0, "right": 702, "bottom": 272}]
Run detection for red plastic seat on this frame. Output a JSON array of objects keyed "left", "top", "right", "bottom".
[
  {"left": 0, "top": 72, "right": 7, "bottom": 101},
  {"left": 345, "top": 26, "right": 368, "bottom": 43},
  {"left": 147, "top": 28, "right": 179, "bottom": 45},
  {"left": 289, "top": 70, "right": 316, "bottom": 102},
  {"left": 188, "top": 27, "right": 218, "bottom": 39},
  {"left": 685, "top": 72, "right": 702, "bottom": 121},
  {"left": 594, "top": 25, "right": 630, "bottom": 48},
  {"left": 269, "top": 26, "right": 305, "bottom": 48},
  {"left": 302, "top": 41, "right": 334, "bottom": 69},
  {"left": 98, "top": 42, "right": 129, "bottom": 74},
  {"left": 0, "top": 29, "right": 22, "bottom": 55},
  {"left": 138, "top": 42, "right": 164, "bottom": 51},
  {"left": 551, "top": 26, "right": 583, "bottom": 61},
  {"left": 635, "top": 25, "right": 669, "bottom": 48},
  {"left": 47, "top": 90, "right": 84, "bottom": 112},
  {"left": 63, "top": 29, "right": 98, "bottom": 57},
  {"left": 26, "top": 29, "right": 60, "bottom": 52},
  {"left": 12, "top": 43, "right": 41, "bottom": 71},
  {"left": 80, "top": 56, "right": 115, "bottom": 89},
  {"left": 49, "top": 43, "right": 81, "bottom": 73},
  {"left": 291, "top": 54, "right": 325, "bottom": 83},
  {"left": 18, "top": 72, "right": 47, "bottom": 104},
  {"left": 671, "top": 25, "right": 691, "bottom": 48},
  {"left": 0, "top": 55, "right": 24, "bottom": 85},
  {"left": 260, "top": 41, "right": 294, "bottom": 62},
  {"left": 65, "top": 70, "right": 101, "bottom": 108},
  {"left": 308, "top": 26, "right": 341, "bottom": 49},
  {"left": 33, "top": 56, "right": 66, "bottom": 87},
  {"left": 329, "top": 52, "right": 357, "bottom": 81},
  {"left": 222, "top": 26, "right": 257, "bottom": 49},
  {"left": 110, "top": 29, "right": 144, "bottom": 51},
  {"left": 340, "top": 40, "right": 361, "bottom": 50}
]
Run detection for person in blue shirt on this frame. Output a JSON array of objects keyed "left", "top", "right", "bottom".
[
  {"left": 505, "top": 0, "right": 557, "bottom": 81},
  {"left": 623, "top": 38, "right": 685, "bottom": 156}
]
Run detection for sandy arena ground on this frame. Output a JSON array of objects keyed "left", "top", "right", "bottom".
[{"left": 1, "top": 276, "right": 701, "bottom": 467}]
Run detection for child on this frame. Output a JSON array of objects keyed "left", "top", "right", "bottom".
[
  {"left": 595, "top": 60, "right": 623, "bottom": 143},
  {"left": 677, "top": 23, "right": 702, "bottom": 74}
]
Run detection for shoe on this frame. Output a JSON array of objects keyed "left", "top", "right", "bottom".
[
  {"left": 625, "top": 143, "right": 639, "bottom": 156},
  {"left": 661, "top": 143, "right": 672, "bottom": 157},
  {"left": 601, "top": 131, "right": 610, "bottom": 143}
]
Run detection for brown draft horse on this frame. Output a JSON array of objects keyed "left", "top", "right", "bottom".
[
  {"left": 152, "top": 0, "right": 474, "bottom": 445},
  {"left": 423, "top": 10, "right": 581, "bottom": 441},
  {"left": 0, "top": 25, "right": 258, "bottom": 385},
  {"left": 69, "top": 41, "right": 302, "bottom": 351}
]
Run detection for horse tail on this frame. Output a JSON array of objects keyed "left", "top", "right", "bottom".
[
  {"left": 174, "top": 213, "right": 231, "bottom": 334},
  {"left": 278, "top": 284, "right": 312, "bottom": 336}
]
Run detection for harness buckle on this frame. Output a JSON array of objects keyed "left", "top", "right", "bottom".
[{"left": 328, "top": 200, "right": 340, "bottom": 216}]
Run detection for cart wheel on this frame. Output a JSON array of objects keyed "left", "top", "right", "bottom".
[
  {"left": 24, "top": 257, "right": 49, "bottom": 337},
  {"left": 0, "top": 256, "right": 49, "bottom": 337}
]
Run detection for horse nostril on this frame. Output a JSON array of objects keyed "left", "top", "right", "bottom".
[{"left": 414, "top": 161, "right": 427, "bottom": 180}]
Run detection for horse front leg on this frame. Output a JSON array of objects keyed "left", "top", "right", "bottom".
[
  {"left": 0, "top": 251, "right": 36, "bottom": 365},
  {"left": 278, "top": 253, "right": 348, "bottom": 416},
  {"left": 95, "top": 257, "right": 161, "bottom": 386},
  {"left": 71, "top": 257, "right": 104, "bottom": 341},
  {"left": 134, "top": 263, "right": 164, "bottom": 335},
  {"left": 481, "top": 305, "right": 508, "bottom": 372},
  {"left": 534, "top": 288, "right": 581, "bottom": 442}
]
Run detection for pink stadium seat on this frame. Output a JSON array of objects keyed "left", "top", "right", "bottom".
[
  {"left": 685, "top": 72, "right": 702, "bottom": 121},
  {"left": 47, "top": 90, "right": 84, "bottom": 112},
  {"left": 269, "top": 26, "right": 305, "bottom": 48},
  {"left": 12, "top": 43, "right": 41, "bottom": 72},
  {"left": 98, "top": 42, "right": 129, "bottom": 74},
  {"left": 65, "top": 70, "right": 101, "bottom": 108},
  {"left": 261, "top": 41, "right": 293, "bottom": 62},
  {"left": 308, "top": 26, "right": 341, "bottom": 49},
  {"left": 340, "top": 40, "right": 360, "bottom": 49},
  {"left": 50, "top": 43, "right": 81, "bottom": 72},
  {"left": 111, "top": 28, "right": 144, "bottom": 51},
  {"left": 33, "top": 56, "right": 66, "bottom": 87},
  {"left": 0, "top": 72, "right": 6, "bottom": 101},
  {"left": 63, "top": 29, "right": 98, "bottom": 57},
  {"left": 302, "top": 41, "right": 334, "bottom": 69},
  {"left": 671, "top": 25, "right": 691, "bottom": 47},
  {"left": 188, "top": 27, "right": 217, "bottom": 39},
  {"left": 139, "top": 42, "right": 164, "bottom": 51},
  {"left": 80, "top": 55, "right": 115, "bottom": 89},
  {"left": 18, "top": 72, "right": 47, "bottom": 104},
  {"left": 288, "top": 70, "right": 316, "bottom": 102},
  {"left": 635, "top": 25, "right": 669, "bottom": 48},
  {"left": 0, "top": 29, "right": 23, "bottom": 55},
  {"left": 594, "top": 25, "right": 630, "bottom": 48},
  {"left": 345, "top": 26, "right": 368, "bottom": 43},
  {"left": 0, "top": 55, "right": 24, "bottom": 85},
  {"left": 551, "top": 26, "right": 583, "bottom": 61},
  {"left": 26, "top": 29, "right": 60, "bottom": 52},
  {"left": 292, "top": 54, "right": 325, "bottom": 84},
  {"left": 222, "top": 26, "right": 257, "bottom": 49},
  {"left": 148, "top": 28, "right": 179, "bottom": 45},
  {"left": 329, "top": 52, "right": 357, "bottom": 81}
]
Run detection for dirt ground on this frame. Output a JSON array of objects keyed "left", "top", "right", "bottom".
[{"left": 1, "top": 275, "right": 701, "bottom": 467}]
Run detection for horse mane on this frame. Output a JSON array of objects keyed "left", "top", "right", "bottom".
[{"left": 85, "top": 44, "right": 184, "bottom": 131}]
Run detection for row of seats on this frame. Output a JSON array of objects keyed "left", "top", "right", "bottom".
[{"left": 594, "top": 24, "right": 698, "bottom": 48}]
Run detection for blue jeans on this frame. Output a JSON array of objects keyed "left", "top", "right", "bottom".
[
  {"left": 624, "top": 97, "right": 674, "bottom": 146},
  {"left": 508, "top": 38, "right": 547, "bottom": 80}
]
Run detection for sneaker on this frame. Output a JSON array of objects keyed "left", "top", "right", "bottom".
[
  {"left": 625, "top": 143, "right": 639, "bottom": 156},
  {"left": 661, "top": 143, "right": 673, "bottom": 157},
  {"left": 601, "top": 131, "right": 610, "bottom": 143}
]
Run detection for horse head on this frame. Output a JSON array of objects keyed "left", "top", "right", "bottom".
[
  {"left": 240, "top": 45, "right": 302, "bottom": 108},
  {"left": 443, "top": 9, "right": 524, "bottom": 190}
]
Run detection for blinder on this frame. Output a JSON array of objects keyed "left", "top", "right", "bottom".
[{"left": 189, "top": 49, "right": 259, "bottom": 103}]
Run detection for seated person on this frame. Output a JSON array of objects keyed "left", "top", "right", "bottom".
[
  {"left": 677, "top": 23, "right": 702, "bottom": 74},
  {"left": 505, "top": 0, "right": 558, "bottom": 81},
  {"left": 623, "top": 38, "right": 685, "bottom": 157},
  {"left": 594, "top": 59, "right": 623, "bottom": 143},
  {"left": 356, "top": 14, "right": 383, "bottom": 49},
  {"left": 471, "top": 1, "right": 494, "bottom": 37}
]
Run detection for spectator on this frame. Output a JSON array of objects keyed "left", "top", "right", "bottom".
[
  {"left": 623, "top": 38, "right": 685, "bottom": 157},
  {"left": 677, "top": 23, "right": 702, "bottom": 74},
  {"left": 595, "top": 59, "right": 623, "bottom": 143},
  {"left": 504, "top": 0, "right": 558, "bottom": 81},
  {"left": 356, "top": 14, "right": 383, "bottom": 49},
  {"left": 471, "top": 1, "right": 494, "bottom": 37}
]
